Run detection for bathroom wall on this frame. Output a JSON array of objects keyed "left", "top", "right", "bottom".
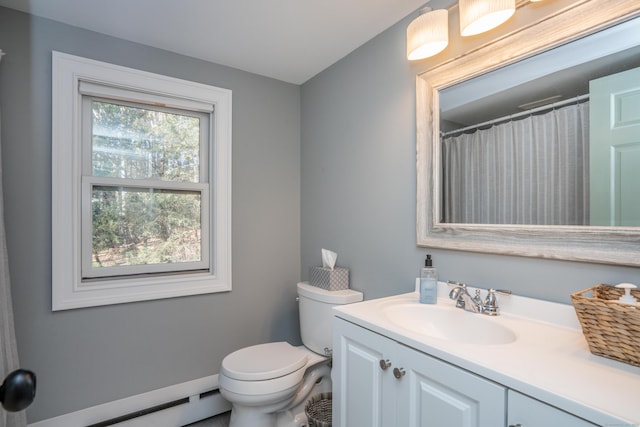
[
  {"left": 0, "top": 7, "right": 301, "bottom": 422},
  {"left": 3, "top": 1, "right": 639, "bottom": 423},
  {"left": 300, "top": 1, "right": 640, "bottom": 303}
]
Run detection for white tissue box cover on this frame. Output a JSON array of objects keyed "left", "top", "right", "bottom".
[{"left": 309, "top": 266, "right": 349, "bottom": 291}]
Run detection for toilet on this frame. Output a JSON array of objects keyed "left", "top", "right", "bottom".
[{"left": 219, "top": 282, "right": 363, "bottom": 427}]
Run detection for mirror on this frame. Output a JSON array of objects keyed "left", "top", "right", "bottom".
[
  {"left": 439, "top": 19, "right": 640, "bottom": 227},
  {"left": 416, "top": 1, "right": 640, "bottom": 266}
]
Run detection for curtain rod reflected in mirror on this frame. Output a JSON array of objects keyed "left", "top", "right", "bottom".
[
  {"left": 416, "top": 0, "right": 640, "bottom": 266},
  {"left": 441, "top": 94, "right": 589, "bottom": 137}
]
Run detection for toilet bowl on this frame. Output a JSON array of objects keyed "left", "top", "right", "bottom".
[{"left": 219, "top": 282, "right": 363, "bottom": 427}]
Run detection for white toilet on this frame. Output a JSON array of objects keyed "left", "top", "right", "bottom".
[{"left": 219, "top": 282, "right": 363, "bottom": 427}]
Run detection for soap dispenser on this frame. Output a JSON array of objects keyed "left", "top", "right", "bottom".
[
  {"left": 419, "top": 254, "right": 438, "bottom": 304},
  {"left": 615, "top": 283, "right": 638, "bottom": 305}
]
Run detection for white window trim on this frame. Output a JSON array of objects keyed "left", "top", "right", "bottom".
[{"left": 52, "top": 51, "right": 232, "bottom": 311}]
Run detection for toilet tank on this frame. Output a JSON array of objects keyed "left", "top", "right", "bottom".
[{"left": 297, "top": 282, "right": 363, "bottom": 355}]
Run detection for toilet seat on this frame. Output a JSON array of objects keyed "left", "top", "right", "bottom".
[
  {"left": 222, "top": 342, "right": 309, "bottom": 381},
  {"left": 220, "top": 342, "right": 314, "bottom": 396}
]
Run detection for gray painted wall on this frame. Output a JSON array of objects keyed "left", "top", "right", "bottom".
[
  {"left": 0, "top": 7, "right": 301, "bottom": 422},
  {"left": 300, "top": 9, "right": 640, "bottom": 302},
  {"left": 2, "top": 1, "right": 640, "bottom": 423}
]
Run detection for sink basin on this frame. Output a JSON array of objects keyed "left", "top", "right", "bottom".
[{"left": 382, "top": 303, "right": 517, "bottom": 345}]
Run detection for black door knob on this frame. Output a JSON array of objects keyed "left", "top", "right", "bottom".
[{"left": 0, "top": 369, "right": 36, "bottom": 412}]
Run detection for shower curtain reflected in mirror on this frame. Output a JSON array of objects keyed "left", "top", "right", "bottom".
[{"left": 442, "top": 102, "right": 590, "bottom": 226}]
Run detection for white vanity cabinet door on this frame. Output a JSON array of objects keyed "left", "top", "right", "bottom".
[
  {"left": 333, "top": 317, "right": 506, "bottom": 427},
  {"left": 507, "top": 390, "right": 598, "bottom": 427},
  {"left": 333, "top": 317, "right": 399, "bottom": 427},
  {"left": 396, "top": 341, "right": 505, "bottom": 427}
]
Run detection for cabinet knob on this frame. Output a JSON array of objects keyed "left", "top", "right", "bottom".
[
  {"left": 393, "top": 367, "right": 406, "bottom": 379},
  {"left": 379, "top": 359, "right": 391, "bottom": 370}
]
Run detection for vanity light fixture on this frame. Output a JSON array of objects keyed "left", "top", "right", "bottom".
[
  {"left": 406, "top": 6, "right": 449, "bottom": 60},
  {"left": 407, "top": 0, "right": 545, "bottom": 60},
  {"left": 459, "top": 0, "right": 516, "bottom": 36}
]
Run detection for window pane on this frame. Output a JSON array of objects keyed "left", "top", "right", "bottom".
[
  {"left": 91, "top": 186, "right": 202, "bottom": 268},
  {"left": 92, "top": 101, "right": 200, "bottom": 182}
]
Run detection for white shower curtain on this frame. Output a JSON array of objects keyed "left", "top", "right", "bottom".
[
  {"left": 442, "top": 102, "right": 590, "bottom": 225},
  {"left": 0, "top": 80, "right": 28, "bottom": 426}
]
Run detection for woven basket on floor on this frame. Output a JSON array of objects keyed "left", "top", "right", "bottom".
[
  {"left": 305, "top": 392, "right": 332, "bottom": 427},
  {"left": 571, "top": 284, "right": 640, "bottom": 367}
]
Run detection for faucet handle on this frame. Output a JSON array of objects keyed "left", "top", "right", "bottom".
[{"left": 483, "top": 288, "right": 511, "bottom": 316}]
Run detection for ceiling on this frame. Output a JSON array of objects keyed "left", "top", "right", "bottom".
[{"left": 0, "top": 0, "right": 455, "bottom": 84}]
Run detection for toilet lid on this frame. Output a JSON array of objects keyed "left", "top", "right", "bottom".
[{"left": 221, "top": 342, "right": 309, "bottom": 381}]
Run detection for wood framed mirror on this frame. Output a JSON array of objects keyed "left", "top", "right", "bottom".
[{"left": 416, "top": 0, "right": 640, "bottom": 266}]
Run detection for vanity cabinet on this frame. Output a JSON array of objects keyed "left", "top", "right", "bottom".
[
  {"left": 333, "top": 318, "right": 506, "bottom": 427},
  {"left": 507, "top": 391, "right": 598, "bottom": 427}
]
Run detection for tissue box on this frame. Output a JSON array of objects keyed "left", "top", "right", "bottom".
[{"left": 309, "top": 266, "right": 349, "bottom": 291}]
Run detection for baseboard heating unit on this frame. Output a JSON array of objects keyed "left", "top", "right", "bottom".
[{"left": 29, "top": 375, "right": 231, "bottom": 427}]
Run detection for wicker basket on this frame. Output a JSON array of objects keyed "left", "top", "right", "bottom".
[
  {"left": 571, "top": 284, "right": 640, "bottom": 367},
  {"left": 305, "top": 392, "right": 332, "bottom": 427}
]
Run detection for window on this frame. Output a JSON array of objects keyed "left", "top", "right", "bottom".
[{"left": 52, "top": 52, "right": 232, "bottom": 310}]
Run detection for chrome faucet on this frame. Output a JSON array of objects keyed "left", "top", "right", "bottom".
[{"left": 448, "top": 282, "right": 511, "bottom": 316}]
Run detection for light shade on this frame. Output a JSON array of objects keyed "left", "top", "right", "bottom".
[
  {"left": 407, "top": 8, "right": 449, "bottom": 60},
  {"left": 459, "top": 0, "right": 515, "bottom": 37}
]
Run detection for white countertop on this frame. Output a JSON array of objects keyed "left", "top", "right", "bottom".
[{"left": 333, "top": 282, "right": 640, "bottom": 426}]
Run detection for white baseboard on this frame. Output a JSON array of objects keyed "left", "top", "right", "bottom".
[{"left": 29, "top": 375, "right": 231, "bottom": 427}]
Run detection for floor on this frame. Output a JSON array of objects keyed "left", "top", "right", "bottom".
[{"left": 184, "top": 411, "right": 230, "bottom": 427}]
